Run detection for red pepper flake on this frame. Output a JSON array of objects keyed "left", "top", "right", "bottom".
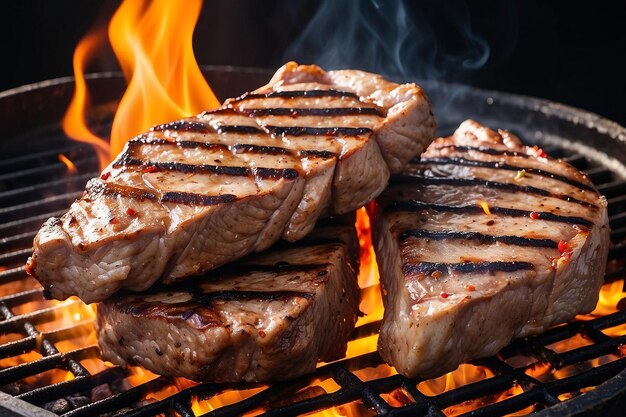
[
  {"left": 258, "top": 330, "right": 266, "bottom": 338},
  {"left": 466, "top": 284, "right": 476, "bottom": 292},
  {"left": 530, "top": 211, "right": 540, "bottom": 220},
  {"left": 530, "top": 145, "right": 548, "bottom": 159},
  {"left": 126, "top": 208, "right": 137, "bottom": 216},
  {"left": 440, "top": 292, "right": 449, "bottom": 299},
  {"left": 109, "top": 217, "right": 117, "bottom": 224},
  {"left": 143, "top": 165, "right": 159, "bottom": 173},
  {"left": 100, "top": 172, "right": 111, "bottom": 180},
  {"left": 431, "top": 270, "right": 442, "bottom": 279},
  {"left": 558, "top": 240, "right": 571, "bottom": 254}
]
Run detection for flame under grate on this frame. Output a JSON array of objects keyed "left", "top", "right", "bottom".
[{"left": 1, "top": 126, "right": 626, "bottom": 417}]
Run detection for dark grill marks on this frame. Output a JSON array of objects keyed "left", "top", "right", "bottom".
[
  {"left": 87, "top": 180, "right": 236, "bottom": 207},
  {"left": 161, "top": 192, "right": 236, "bottom": 206},
  {"left": 217, "top": 125, "right": 264, "bottom": 134},
  {"left": 151, "top": 120, "right": 212, "bottom": 133},
  {"left": 402, "top": 261, "right": 534, "bottom": 277},
  {"left": 86, "top": 180, "right": 157, "bottom": 201},
  {"left": 216, "top": 262, "right": 330, "bottom": 276},
  {"left": 399, "top": 229, "right": 558, "bottom": 248},
  {"left": 386, "top": 200, "right": 594, "bottom": 227},
  {"left": 390, "top": 174, "right": 598, "bottom": 209},
  {"left": 418, "top": 156, "right": 596, "bottom": 192},
  {"left": 267, "top": 126, "right": 372, "bottom": 136},
  {"left": 115, "top": 159, "right": 298, "bottom": 180},
  {"left": 233, "top": 89, "right": 360, "bottom": 101},
  {"left": 191, "top": 290, "right": 314, "bottom": 307},
  {"left": 232, "top": 144, "right": 292, "bottom": 155},
  {"left": 240, "top": 107, "right": 384, "bottom": 117},
  {"left": 299, "top": 150, "right": 337, "bottom": 159}
]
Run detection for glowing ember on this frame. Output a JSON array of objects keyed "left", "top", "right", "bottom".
[{"left": 58, "top": 153, "right": 78, "bottom": 174}]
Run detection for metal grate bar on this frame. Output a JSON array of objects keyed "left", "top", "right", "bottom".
[
  {"left": 0, "top": 322, "right": 93, "bottom": 360},
  {"left": 0, "top": 346, "right": 99, "bottom": 384},
  {"left": 0, "top": 192, "right": 82, "bottom": 223},
  {"left": 0, "top": 301, "right": 83, "bottom": 333},
  {"left": 0, "top": 266, "right": 27, "bottom": 285},
  {"left": 0, "top": 157, "right": 97, "bottom": 184},
  {"left": 17, "top": 367, "right": 125, "bottom": 405},
  {"left": 0, "top": 173, "right": 94, "bottom": 208},
  {"left": 0, "top": 144, "right": 91, "bottom": 172},
  {"left": 0, "top": 210, "right": 66, "bottom": 238}
]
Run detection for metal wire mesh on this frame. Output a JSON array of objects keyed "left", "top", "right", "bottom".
[{"left": 1, "top": 128, "right": 625, "bottom": 417}]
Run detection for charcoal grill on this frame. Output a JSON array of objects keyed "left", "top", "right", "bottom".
[{"left": 1, "top": 67, "right": 625, "bottom": 417}]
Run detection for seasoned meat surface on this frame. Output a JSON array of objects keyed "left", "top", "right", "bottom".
[
  {"left": 27, "top": 62, "right": 435, "bottom": 303},
  {"left": 372, "top": 120, "right": 610, "bottom": 378},
  {"left": 96, "top": 222, "right": 360, "bottom": 382}
]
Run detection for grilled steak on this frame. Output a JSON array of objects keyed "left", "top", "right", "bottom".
[
  {"left": 96, "top": 222, "right": 359, "bottom": 382},
  {"left": 372, "top": 120, "right": 610, "bottom": 378},
  {"left": 27, "top": 62, "right": 435, "bottom": 303}
]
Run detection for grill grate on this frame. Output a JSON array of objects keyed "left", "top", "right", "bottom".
[{"left": 1, "top": 124, "right": 626, "bottom": 417}]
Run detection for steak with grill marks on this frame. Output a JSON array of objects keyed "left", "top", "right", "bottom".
[
  {"left": 96, "top": 222, "right": 359, "bottom": 382},
  {"left": 26, "top": 62, "right": 435, "bottom": 303},
  {"left": 371, "top": 120, "right": 610, "bottom": 378}
]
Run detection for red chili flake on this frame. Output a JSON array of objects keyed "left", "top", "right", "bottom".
[
  {"left": 431, "top": 270, "right": 442, "bottom": 279},
  {"left": 126, "top": 208, "right": 137, "bottom": 216},
  {"left": 530, "top": 211, "right": 540, "bottom": 220},
  {"left": 143, "top": 165, "right": 159, "bottom": 173},
  {"left": 100, "top": 172, "right": 111, "bottom": 180},
  {"left": 109, "top": 217, "right": 117, "bottom": 224},
  {"left": 466, "top": 284, "right": 476, "bottom": 292},
  {"left": 530, "top": 145, "right": 548, "bottom": 159},
  {"left": 258, "top": 330, "right": 266, "bottom": 338},
  {"left": 558, "top": 240, "right": 571, "bottom": 254},
  {"left": 440, "top": 292, "right": 449, "bottom": 299}
]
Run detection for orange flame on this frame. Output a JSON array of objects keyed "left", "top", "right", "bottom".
[
  {"left": 63, "top": 0, "right": 220, "bottom": 170},
  {"left": 108, "top": 0, "right": 219, "bottom": 158},
  {"left": 58, "top": 153, "right": 78, "bottom": 174},
  {"left": 62, "top": 30, "right": 111, "bottom": 170}
]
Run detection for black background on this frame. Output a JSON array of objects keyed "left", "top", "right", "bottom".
[{"left": 1, "top": 0, "right": 625, "bottom": 125}]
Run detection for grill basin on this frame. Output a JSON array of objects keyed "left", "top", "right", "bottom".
[{"left": 1, "top": 67, "right": 625, "bottom": 417}]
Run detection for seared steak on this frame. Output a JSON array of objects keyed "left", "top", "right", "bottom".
[
  {"left": 372, "top": 120, "right": 610, "bottom": 378},
  {"left": 96, "top": 222, "right": 359, "bottom": 382},
  {"left": 27, "top": 62, "right": 435, "bottom": 303}
]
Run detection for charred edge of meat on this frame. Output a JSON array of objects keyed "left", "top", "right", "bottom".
[
  {"left": 239, "top": 107, "right": 384, "bottom": 117},
  {"left": 151, "top": 120, "right": 212, "bottom": 133},
  {"left": 298, "top": 150, "right": 337, "bottom": 159},
  {"left": 217, "top": 125, "right": 264, "bottom": 134},
  {"left": 232, "top": 144, "right": 293, "bottom": 155},
  {"left": 418, "top": 157, "right": 596, "bottom": 192},
  {"left": 233, "top": 89, "right": 360, "bottom": 102},
  {"left": 215, "top": 262, "right": 330, "bottom": 276},
  {"left": 425, "top": 145, "right": 532, "bottom": 159},
  {"left": 390, "top": 175, "right": 598, "bottom": 209},
  {"left": 402, "top": 261, "right": 534, "bottom": 276},
  {"left": 86, "top": 180, "right": 157, "bottom": 201},
  {"left": 399, "top": 229, "right": 558, "bottom": 248},
  {"left": 267, "top": 126, "right": 372, "bottom": 136},
  {"left": 161, "top": 192, "right": 236, "bottom": 206},
  {"left": 386, "top": 200, "right": 594, "bottom": 227}
]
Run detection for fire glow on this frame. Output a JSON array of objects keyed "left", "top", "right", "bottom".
[
  {"left": 62, "top": 0, "right": 220, "bottom": 170},
  {"left": 2, "top": 0, "right": 620, "bottom": 416}
]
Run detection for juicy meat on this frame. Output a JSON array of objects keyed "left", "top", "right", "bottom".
[
  {"left": 27, "top": 62, "right": 435, "bottom": 303},
  {"left": 96, "top": 222, "right": 360, "bottom": 382},
  {"left": 372, "top": 120, "right": 610, "bottom": 378}
]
